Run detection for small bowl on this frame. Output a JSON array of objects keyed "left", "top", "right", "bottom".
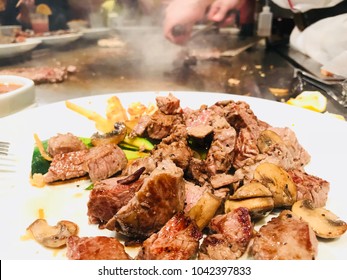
[{"left": 0, "top": 75, "right": 35, "bottom": 118}]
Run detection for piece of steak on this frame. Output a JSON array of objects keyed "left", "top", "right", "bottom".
[
  {"left": 83, "top": 144, "right": 127, "bottom": 182},
  {"left": 0, "top": 66, "right": 71, "bottom": 84},
  {"left": 146, "top": 111, "right": 183, "bottom": 140},
  {"left": 205, "top": 117, "right": 237, "bottom": 175},
  {"left": 152, "top": 140, "right": 193, "bottom": 171},
  {"left": 47, "top": 133, "right": 87, "bottom": 157},
  {"left": 44, "top": 149, "right": 89, "bottom": 183},
  {"left": 250, "top": 210, "right": 318, "bottom": 260},
  {"left": 136, "top": 212, "right": 202, "bottom": 260},
  {"left": 106, "top": 160, "right": 185, "bottom": 239},
  {"left": 288, "top": 169, "right": 330, "bottom": 208},
  {"left": 155, "top": 93, "right": 182, "bottom": 115},
  {"left": 66, "top": 236, "right": 131, "bottom": 260},
  {"left": 87, "top": 176, "right": 143, "bottom": 225},
  {"left": 198, "top": 207, "right": 253, "bottom": 260}
]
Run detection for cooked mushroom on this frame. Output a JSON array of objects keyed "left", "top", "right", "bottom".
[
  {"left": 230, "top": 181, "right": 273, "bottom": 199},
  {"left": 187, "top": 191, "right": 222, "bottom": 230},
  {"left": 253, "top": 162, "right": 297, "bottom": 207},
  {"left": 225, "top": 197, "right": 274, "bottom": 220},
  {"left": 225, "top": 181, "right": 274, "bottom": 219},
  {"left": 91, "top": 122, "right": 127, "bottom": 146},
  {"left": 27, "top": 219, "right": 79, "bottom": 248},
  {"left": 257, "top": 130, "right": 284, "bottom": 153},
  {"left": 292, "top": 199, "right": 347, "bottom": 239}
]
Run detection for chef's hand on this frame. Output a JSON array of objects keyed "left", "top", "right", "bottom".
[
  {"left": 163, "top": 0, "right": 213, "bottom": 45},
  {"left": 207, "top": 0, "right": 245, "bottom": 25}
]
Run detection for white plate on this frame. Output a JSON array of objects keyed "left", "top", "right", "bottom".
[
  {"left": 81, "top": 27, "right": 111, "bottom": 40},
  {"left": 0, "top": 91, "right": 346, "bottom": 260},
  {"left": 35, "top": 33, "right": 82, "bottom": 47},
  {"left": 0, "top": 38, "right": 41, "bottom": 58}
]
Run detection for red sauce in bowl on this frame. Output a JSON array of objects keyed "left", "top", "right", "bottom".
[{"left": 0, "top": 83, "right": 22, "bottom": 94}]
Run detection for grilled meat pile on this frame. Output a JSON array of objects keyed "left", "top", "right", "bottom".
[{"left": 36, "top": 93, "right": 345, "bottom": 260}]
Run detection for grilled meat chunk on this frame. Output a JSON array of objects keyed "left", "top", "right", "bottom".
[
  {"left": 47, "top": 133, "right": 87, "bottom": 157},
  {"left": 106, "top": 160, "right": 185, "bottom": 239},
  {"left": 288, "top": 169, "right": 329, "bottom": 208},
  {"left": 156, "top": 93, "right": 182, "bottom": 115},
  {"left": 146, "top": 111, "right": 183, "bottom": 140},
  {"left": 250, "top": 210, "right": 318, "bottom": 260},
  {"left": 152, "top": 140, "right": 193, "bottom": 171},
  {"left": 44, "top": 149, "right": 89, "bottom": 183},
  {"left": 66, "top": 236, "right": 131, "bottom": 260},
  {"left": 206, "top": 117, "right": 236, "bottom": 175},
  {"left": 83, "top": 144, "right": 127, "bottom": 182},
  {"left": 198, "top": 207, "right": 253, "bottom": 260},
  {"left": 87, "top": 176, "right": 143, "bottom": 225},
  {"left": 136, "top": 212, "right": 202, "bottom": 260}
]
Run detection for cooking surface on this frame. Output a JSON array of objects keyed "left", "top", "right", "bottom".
[{"left": 0, "top": 29, "right": 345, "bottom": 118}]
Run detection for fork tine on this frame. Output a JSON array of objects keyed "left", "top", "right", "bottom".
[{"left": 0, "top": 141, "right": 16, "bottom": 173}]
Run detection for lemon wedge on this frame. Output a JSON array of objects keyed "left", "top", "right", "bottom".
[
  {"left": 324, "top": 112, "right": 345, "bottom": 121},
  {"left": 286, "top": 91, "right": 327, "bottom": 113},
  {"left": 36, "top": 4, "right": 52, "bottom": 16}
]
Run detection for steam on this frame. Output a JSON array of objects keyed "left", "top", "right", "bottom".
[{"left": 111, "top": 11, "right": 182, "bottom": 75}]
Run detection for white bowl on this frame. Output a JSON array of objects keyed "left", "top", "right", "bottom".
[{"left": 0, "top": 75, "right": 35, "bottom": 117}]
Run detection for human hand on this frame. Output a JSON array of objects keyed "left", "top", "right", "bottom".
[
  {"left": 163, "top": 0, "right": 212, "bottom": 45},
  {"left": 207, "top": 0, "right": 245, "bottom": 25}
]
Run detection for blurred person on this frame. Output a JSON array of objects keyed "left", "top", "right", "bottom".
[
  {"left": 163, "top": 0, "right": 247, "bottom": 44},
  {"left": 163, "top": 0, "right": 347, "bottom": 67}
]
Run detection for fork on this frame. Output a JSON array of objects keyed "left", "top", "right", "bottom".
[{"left": 0, "top": 141, "right": 16, "bottom": 173}]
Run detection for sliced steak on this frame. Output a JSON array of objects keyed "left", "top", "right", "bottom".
[
  {"left": 205, "top": 117, "right": 236, "bottom": 175},
  {"left": 44, "top": 149, "right": 89, "bottom": 183},
  {"left": 184, "top": 180, "right": 208, "bottom": 213},
  {"left": 152, "top": 140, "right": 193, "bottom": 171},
  {"left": 130, "top": 115, "right": 151, "bottom": 137},
  {"left": 146, "top": 111, "right": 183, "bottom": 140},
  {"left": 106, "top": 160, "right": 185, "bottom": 239},
  {"left": 0, "top": 66, "right": 70, "bottom": 84},
  {"left": 250, "top": 210, "right": 318, "bottom": 260},
  {"left": 156, "top": 93, "right": 182, "bottom": 115},
  {"left": 121, "top": 156, "right": 157, "bottom": 176},
  {"left": 83, "top": 144, "right": 127, "bottom": 182},
  {"left": 136, "top": 212, "right": 202, "bottom": 260},
  {"left": 269, "top": 127, "right": 311, "bottom": 168},
  {"left": 87, "top": 176, "right": 143, "bottom": 225},
  {"left": 288, "top": 169, "right": 330, "bottom": 207},
  {"left": 47, "top": 133, "right": 87, "bottom": 157},
  {"left": 66, "top": 236, "right": 131, "bottom": 260},
  {"left": 198, "top": 207, "right": 253, "bottom": 260}
]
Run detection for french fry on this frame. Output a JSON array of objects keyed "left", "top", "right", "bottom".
[
  {"left": 65, "top": 100, "right": 114, "bottom": 133},
  {"left": 106, "top": 96, "right": 128, "bottom": 123}
]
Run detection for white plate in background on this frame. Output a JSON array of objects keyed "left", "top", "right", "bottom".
[{"left": 0, "top": 38, "right": 41, "bottom": 58}]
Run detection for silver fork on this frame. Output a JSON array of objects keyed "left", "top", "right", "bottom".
[{"left": 0, "top": 141, "right": 16, "bottom": 173}]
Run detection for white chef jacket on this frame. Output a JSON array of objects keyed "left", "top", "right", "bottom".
[{"left": 271, "top": 0, "right": 347, "bottom": 68}]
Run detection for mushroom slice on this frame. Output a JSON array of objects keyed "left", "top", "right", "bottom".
[
  {"left": 257, "top": 130, "right": 284, "bottom": 153},
  {"left": 225, "top": 197, "right": 274, "bottom": 220},
  {"left": 230, "top": 181, "right": 273, "bottom": 200},
  {"left": 292, "top": 200, "right": 347, "bottom": 239},
  {"left": 225, "top": 181, "right": 274, "bottom": 219},
  {"left": 187, "top": 191, "right": 222, "bottom": 230},
  {"left": 254, "top": 162, "right": 297, "bottom": 207},
  {"left": 27, "top": 219, "right": 79, "bottom": 248},
  {"left": 91, "top": 122, "right": 127, "bottom": 146}
]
